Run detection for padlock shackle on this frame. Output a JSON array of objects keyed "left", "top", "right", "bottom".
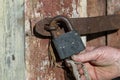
[{"left": 50, "top": 15, "right": 73, "bottom": 31}]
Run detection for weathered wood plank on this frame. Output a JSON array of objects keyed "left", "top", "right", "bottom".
[
  {"left": 107, "top": 1, "right": 120, "bottom": 79},
  {"left": 87, "top": 0, "right": 106, "bottom": 47},
  {"left": 0, "top": 0, "right": 25, "bottom": 80},
  {"left": 107, "top": 0, "right": 120, "bottom": 48},
  {"left": 25, "top": 0, "right": 87, "bottom": 80}
]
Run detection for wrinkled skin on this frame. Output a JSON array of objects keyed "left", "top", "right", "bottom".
[{"left": 72, "top": 46, "right": 120, "bottom": 80}]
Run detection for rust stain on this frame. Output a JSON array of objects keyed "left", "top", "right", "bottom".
[
  {"left": 25, "top": 0, "right": 81, "bottom": 80},
  {"left": 26, "top": 37, "right": 65, "bottom": 80},
  {"left": 37, "top": 0, "right": 70, "bottom": 17},
  {"left": 25, "top": 0, "right": 80, "bottom": 21},
  {"left": 37, "top": 0, "right": 79, "bottom": 17}
]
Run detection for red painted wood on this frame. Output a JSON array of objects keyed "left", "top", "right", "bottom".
[{"left": 87, "top": 0, "right": 106, "bottom": 47}]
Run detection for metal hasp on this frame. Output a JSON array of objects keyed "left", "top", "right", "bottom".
[
  {"left": 46, "top": 16, "right": 85, "bottom": 59},
  {"left": 35, "top": 15, "right": 120, "bottom": 37}
]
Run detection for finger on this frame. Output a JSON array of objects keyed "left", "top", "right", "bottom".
[
  {"left": 75, "top": 46, "right": 96, "bottom": 57},
  {"left": 84, "top": 63, "right": 98, "bottom": 80},
  {"left": 85, "top": 46, "right": 96, "bottom": 52},
  {"left": 77, "top": 47, "right": 95, "bottom": 56},
  {"left": 81, "top": 75, "right": 86, "bottom": 80},
  {"left": 77, "top": 46, "right": 95, "bottom": 55},
  {"left": 79, "top": 68, "right": 84, "bottom": 75},
  {"left": 72, "top": 50, "right": 100, "bottom": 62},
  {"left": 77, "top": 64, "right": 82, "bottom": 69},
  {"left": 77, "top": 64, "right": 84, "bottom": 75}
]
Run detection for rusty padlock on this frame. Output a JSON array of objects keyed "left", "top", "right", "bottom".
[{"left": 46, "top": 16, "right": 85, "bottom": 59}]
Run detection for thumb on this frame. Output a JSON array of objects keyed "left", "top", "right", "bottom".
[{"left": 72, "top": 51, "right": 100, "bottom": 62}]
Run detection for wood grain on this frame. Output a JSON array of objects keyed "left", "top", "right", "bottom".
[
  {"left": 107, "top": 1, "right": 120, "bottom": 79},
  {"left": 107, "top": 0, "right": 120, "bottom": 48},
  {"left": 0, "top": 0, "right": 25, "bottom": 80},
  {"left": 25, "top": 0, "right": 87, "bottom": 80},
  {"left": 87, "top": 0, "right": 106, "bottom": 47}
]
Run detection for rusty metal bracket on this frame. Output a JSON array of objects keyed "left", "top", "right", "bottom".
[{"left": 35, "top": 15, "right": 120, "bottom": 37}]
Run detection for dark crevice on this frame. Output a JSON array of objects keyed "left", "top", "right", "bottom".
[
  {"left": 87, "top": 30, "right": 117, "bottom": 42},
  {"left": 12, "top": 54, "right": 15, "bottom": 61},
  {"left": 105, "top": 0, "right": 108, "bottom": 46}
]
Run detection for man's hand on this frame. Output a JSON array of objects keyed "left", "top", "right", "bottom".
[{"left": 72, "top": 46, "right": 120, "bottom": 80}]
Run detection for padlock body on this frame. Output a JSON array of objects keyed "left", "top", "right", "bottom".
[{"left": 53, "top": 30, "right": 85, "bottom": 59}]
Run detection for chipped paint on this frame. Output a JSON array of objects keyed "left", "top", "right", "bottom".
[{"left": 25, "top": 0, "right": 87, "bottom": 80}]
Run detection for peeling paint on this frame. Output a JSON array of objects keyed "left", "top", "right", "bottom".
[{"left": 25, "top": 0, "right": 87, "bottom": 80}]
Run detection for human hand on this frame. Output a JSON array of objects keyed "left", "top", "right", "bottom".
[{"left": 72, "top": 46, "right": 120, "bottom": 80}]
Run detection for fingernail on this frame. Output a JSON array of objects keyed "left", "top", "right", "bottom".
[{"left": 72, "top": 55, "right": 77, "bottom": 60}]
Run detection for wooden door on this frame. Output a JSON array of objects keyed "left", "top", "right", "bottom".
[
  {"left": 0, "top": 0, "right": 120, "bottom": 80},
  {"left": 25, "top": 0, "right": 120, "bottom": 80},
  {"left": 25, "top": 0, "right": 87, "bottom": 80},
  {"left": 0, "top": 0, "right": 25, "bottom": 80}
]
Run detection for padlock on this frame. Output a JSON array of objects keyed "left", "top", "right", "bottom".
[{"left": 47, "top": 16, "right": 85, "bottom": 59}]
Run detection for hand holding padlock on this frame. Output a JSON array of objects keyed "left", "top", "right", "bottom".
[
  {"left": 46, "top": 15, "right": 85, "bottom": 59},
  {"left": 45, "top": 15, "right": 90, "bottom": 80}
]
